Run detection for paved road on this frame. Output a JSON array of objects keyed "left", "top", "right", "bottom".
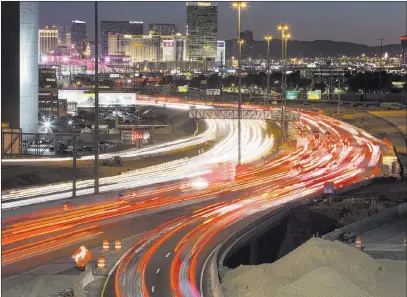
[
  {"left": 107, "top": 111, "right": 384, "bottom": 297},
  {"left": 1, "top": 99, "right": 388, "bottom": 297}
]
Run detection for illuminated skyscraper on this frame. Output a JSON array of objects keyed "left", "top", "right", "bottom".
[
  {"left": 149, "top": 23, "right": 178, "bottom": 35},
  {"left": 401, "top": 36, "right": 407, "bottom": 65},
  {"left": 70, "top": 20, "right": 86, "bottom": 51},
  {"left": 101, "top": 21, "right": 143, "bottom": 56},
  {"left": 186, "top": 2, "right": 218, "bottom": 61},
  {"left": 39, "top": 26, "right": 58, "bottom": 56}
]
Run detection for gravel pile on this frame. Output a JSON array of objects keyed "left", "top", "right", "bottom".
[{"left": 222, "top": 237, "right": 406, "bottom": 297}]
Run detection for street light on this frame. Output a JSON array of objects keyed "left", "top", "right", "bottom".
[
  {"left": 232, "top": 1, "right": 247, "bottom": 165},
  {"left": 277, "top": 24, "right": 289, "bottom": 144},
  {"left": 264, "top": 35, "right": 272, "bottom": 106}
]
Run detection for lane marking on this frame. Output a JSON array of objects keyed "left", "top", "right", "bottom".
[
  {"left": 152, "top": 286, "right": 155, "bottom": 293},
  {"left": 100, "top": 233, "right": 147, "bottom": 297},
  {"left": 156, "top": 268, "right": 160, "bottom": 274},
  {"left": 166, "top": 252, "right": 171, "bottom": 258}
]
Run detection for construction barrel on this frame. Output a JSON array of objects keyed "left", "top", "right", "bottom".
[
  {"left": 97, "top": 256, "right": 105, "bottom": 269},
  {"left": 355, "top": 237, "right": 362, "bottom": 249},
  {"left": 115, "top": 240, "right": 122, "bottom": 251},
  {"left": 102, "top": 239, "right": 109, "bottom": 251}
]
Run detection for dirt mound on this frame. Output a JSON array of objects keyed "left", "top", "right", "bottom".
[
  {"left": 270, "top": 237, "right": 379, "bottom": 283},
  {"left": 276, "top": 266, "right": 372, "bottom": 297},
  {"left": 222, "top": 237, "right": 406, "bottom": 297}
]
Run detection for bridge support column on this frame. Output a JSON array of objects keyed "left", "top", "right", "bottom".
[{"left": 249, "top": 238, "right": 259, "bottom": 265}]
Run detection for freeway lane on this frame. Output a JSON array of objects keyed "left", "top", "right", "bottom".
[
  {"left": 2, "top": 100, "right": 384, "bottom": 297},
  {"left": 111, "top": 111, "right": 384, "bottom": 297},
  {"left": 1, "top": 110, "right": 274, "bottom": 279},
  {"left": 2, "top": 117, "right": 273, "bottom": 209}
]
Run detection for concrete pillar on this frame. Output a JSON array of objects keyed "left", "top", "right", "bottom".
[{"left": 249, "top": 238, "right": 259, "bottom": 265}]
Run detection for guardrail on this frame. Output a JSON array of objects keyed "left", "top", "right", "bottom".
[
  {"left": 322, "top": 202, "right": 407, "bottom": 241},
  {"left": 205, "top": 176, "right": 384, "bottom": 297}
]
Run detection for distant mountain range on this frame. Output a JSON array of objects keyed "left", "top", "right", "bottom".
[{"left": 224, "top": 39, "right": 402, "bottom": 59}]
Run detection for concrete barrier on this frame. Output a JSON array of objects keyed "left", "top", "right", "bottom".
[
  {"left": 205, "top": 177, "right": 395, "bottom": 297},
  {"left": 73, "top": 262, "right": 94, "bottom": 297},
  {"left": 322, "top": 202, "right": 407, "bottom": 241}
]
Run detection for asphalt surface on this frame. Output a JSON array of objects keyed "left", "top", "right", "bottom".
[{"left": 2, "top": 99, "right": 397, "bottom": 297}]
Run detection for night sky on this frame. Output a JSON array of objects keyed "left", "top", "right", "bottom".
[{"left": 39, "top": 1, "right": 405, "bottom": 45}]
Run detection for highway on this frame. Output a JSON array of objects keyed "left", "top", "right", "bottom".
[
  {"left": 1, "top": 103, "right": 384, "bottom": 297},
  {"left": 106, "top": 110, "right": 383, "bottom": 297},
  {"left": 1, "top": 102, "right": 274, "bottom": 210}
]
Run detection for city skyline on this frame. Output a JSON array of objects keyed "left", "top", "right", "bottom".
[{"left": 39, "top": 1, "right": 405, "bottom": 45}]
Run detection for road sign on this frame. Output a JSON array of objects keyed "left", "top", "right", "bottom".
[
  {"left": 324, "top": 182, "right": 334, "bottom": 194},
  {"left": 383, "top": 156, "right": 397, "bottom": 166},
  {"left": 132, "top": 131, "right": 143, "bottom": 140},
  {"left": 206, "top": 89, "right": 220, "bottom": 96},
  {"left": 72, "top": 246, "right": 92, "bottom": 268},
  {"left": 307, "top": 90, "right": 321, "bottom": 100},
  {"left": 188, "top": 108, "right": 300, "bottom": 121},
  {"left": 286, "top": 90, "right": 298, "bottom": 99},
  {"left": 178, "top": 85, "right": 188, "bottom": 92}
]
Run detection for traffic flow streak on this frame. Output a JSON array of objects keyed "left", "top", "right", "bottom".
[
  {"left": 112, "top": 111, "right": 383, "bottom": 297},
  {"left": 1, "top": 115, "right": 273, "bottom": 265},
  {"left": 2, "top": 115, "right": 273, "bottom": 209}
]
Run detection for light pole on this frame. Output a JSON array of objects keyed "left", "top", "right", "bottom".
[
  {"left": 378, "top": 37, "right": 384, "bottom": 104},
  {"left": 204, "top": 45, "right": 209, "bottom": 105},
  {"left": 278, "top": 24, "right": 289, "bottom": 144},
  {"left": 94, "top": 1, "right": 99, "bottom": 194},
  {"left": 232, "top": 2, "right": 247, "bottom": 165},
  {"left": 264, "top": 35, "right": 272, "bottom": 106}
]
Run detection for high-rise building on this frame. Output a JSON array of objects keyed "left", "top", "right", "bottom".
[
  {"left": 66, "top": 32, "right": 71, "bottom": 45},
  {"left": 2, "top": 2, "right": 39, "bottom": 133},
  {"left": 401, "top": 35, "right": 407, "bottom": 65},
  {"left": 108, "top": 34, "right": 161, "bottom": 63},
  {"left": 39, "top": 26, "right": 58, "bottom": 56},
  {"left": 240, "top": 30, "right": 254, "bottom": 59},
  {"left": 149, "top": 23, "right": 178, "bottom": 35},
  {"left": 162, "top": 33, "right": 188, "bottom": 62},
  {"left": 101, "top": 21, "right": 143, "bottom": 56},
  {"left": 70, "top": 20, "right": 86, "bottom": 51},
  {"left": 186, "top": 2, "right": 218, "bottom": 61},
  {"left": 54, "top": 25, "right": 69, "bottom": 45}
]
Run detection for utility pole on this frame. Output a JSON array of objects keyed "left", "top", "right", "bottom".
[
  {"left": 264, "top": 35, "right": 272, "bottom": 106},
  {"left": 72, "top": 135, "right": 76, "bottom": 198},
  {"left": 94, "top": 1, "right": 99, "bottom": 194},
  {"left": 329, "top": 54, "right": 333, "bottom": 101},
  {"left": 165, "top": 73, "right": 168, "bottom": 102},
  {"left": 364, "top": 45, "right": 368, "bottom": 102},
  {"left": 237, "top": 6, "right": 242, "bottom": 164},
  {"left": 232, "top": 2, "right": 247, "bottom": 165},
  {"left": 278, "top": 24, "right": 289, "bottom": 144},
  {"left": 337, "top": 67, "right": 341, "bottom": 117},
  {"left": 378, "top": 37, "right": 384, "bottom": 104},
  {"left": 133, "top": 62, "right": 136, "bottom": 93},
  {"left": 220, "top": 51, "right": 223, "bottom": 102}
]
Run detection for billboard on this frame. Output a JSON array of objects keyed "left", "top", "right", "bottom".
[
  {"left": 307, "top": 90, "right": 321, "bottom": 100},
  {"left": 216, "top": 40, "right": 226, "bottom": 64},
  {"left": 383, "top": 156, "right": 397, "bottom": 166},
  {"left": 178, "top": 85, "right": 189, "bottom": 92},
  {"left": 39, "top": 68, "right": 57, "bottom": 89},
  {"left": 162, "top": 40, "right": 175, "bottom": 61},
  {"left": 286, "top": 90, "right": 298, "bottom": 99},
  {"left": 58, "top": 90, "right": 136, "bottom": 109},
  {"left": 206, "top": 89, "right": 220, "bottom": 96}
]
